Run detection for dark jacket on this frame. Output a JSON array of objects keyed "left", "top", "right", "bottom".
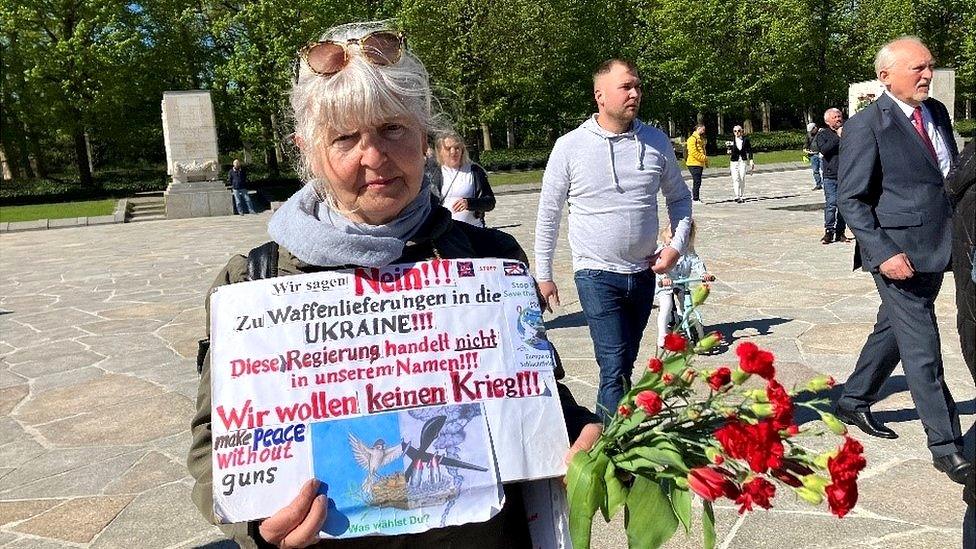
[
  {"left": 838, "top": 94, "right": 958, "bottom": 272},
  {"left": 815, "top": 128, "right": 841, "bottom": 179},
  {"left": 947, "top": 140, "right": 975, "bottom": 380},
  {"left": 729, "top": 136, "right": 753, "bottom": 162},
  {"left": 188, "top": 205, "right": 598, "bottom": 548},
  {"left": 804, "top": 129, "right": 821, "bottom": 156},
  {"left": 429, "top": 163, "right": 496, "bottom": 222},
  {"left": 228, "top": 166, "right": 247, "bottom": 190}
]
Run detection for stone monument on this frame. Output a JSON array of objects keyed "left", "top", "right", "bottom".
[{"left": 161, "top": 91, "right": 232, "bottom": 218}]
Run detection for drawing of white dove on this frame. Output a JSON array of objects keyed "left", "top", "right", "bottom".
[{"left": 348, "top": 433, "right": 403, "bottom": 492}]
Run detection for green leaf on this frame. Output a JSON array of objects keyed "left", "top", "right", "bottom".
[
  {"left": 619, "top": 439, "right": 689, "bottom": 473},
  {"left": 702, "top": 500, "right": 717, "bottom": 549},
  {"left": 567, "top": 451, "right": 609, "bottom": 549},
  {"left": 602, "top": 461, "right": 629, "bottom": 521},
  {"left": 625, "top": 476, "right": 679, "bottom": 549},
  {"left": 670, "top": 484, "right": 693, "bottom": 534}
]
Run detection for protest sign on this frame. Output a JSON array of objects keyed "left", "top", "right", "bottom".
[{"left": 209, "top": 258, "right": 570, "bottom": 538}]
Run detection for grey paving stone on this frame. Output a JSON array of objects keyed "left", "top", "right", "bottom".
[
  {"left": 0, "top": 451, "right": 142, "bottom": 500},
  {"left": 0, "top": 446, "right": 135, "bottom": 493},
  {"left": 92, "top": 481, "right": 221, "bottom": 549}
]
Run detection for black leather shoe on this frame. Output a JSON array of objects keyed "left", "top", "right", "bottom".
[
  {"left": 933, "top": 452, "right": 973, "bottom": 485},
  {"left": 834, "top": 407, "right": 898, "bottom": 439}
]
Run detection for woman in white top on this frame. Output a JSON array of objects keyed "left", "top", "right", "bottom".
[{"left": 429, "top": 132, "right": 496, "bottom": 227}]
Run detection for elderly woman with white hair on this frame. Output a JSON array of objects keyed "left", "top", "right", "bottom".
[{"left": 187, "top": 21, "right": 600, "bottom": 549}]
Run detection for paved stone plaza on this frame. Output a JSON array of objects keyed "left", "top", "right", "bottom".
[{"left": 1, "top": 168, "right": 972, "bottom": 548}]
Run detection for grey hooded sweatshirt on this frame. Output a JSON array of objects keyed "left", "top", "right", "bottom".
[{"left": 534, "top": 115, "right": 692, "bottom": 281}]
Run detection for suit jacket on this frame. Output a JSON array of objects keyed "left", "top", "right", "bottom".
[
  {"left": 729, "top": 136, "right": 753, "bottom": 162},
  {"left": 838, "top": 93, "right": 958, "bottom": 273}
]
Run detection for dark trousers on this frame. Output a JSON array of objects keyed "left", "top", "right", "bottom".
[
  {"left": 574, "top": 268, "right": 656, "bottom": 424},
  {"left": 838, "top": 271, "right": 962, "bottom": 457},
  {"left": 689, "top": 166, "right": 704, "bottom": 200},
  {"left": 952, "top": 247, "right": 976, "bottom": 383}
]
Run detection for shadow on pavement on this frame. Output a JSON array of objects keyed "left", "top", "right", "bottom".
[
  {"left": 546, "top": 311, "right": 587, "bottom": 330},
  {"left": 707, "top": 317, "right": 792, "bottom": 344}
]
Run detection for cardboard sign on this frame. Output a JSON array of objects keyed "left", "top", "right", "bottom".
[{"left": 209, "top": 258, "right": 569, "bottom": 538}]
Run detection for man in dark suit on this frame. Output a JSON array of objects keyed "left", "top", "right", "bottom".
[{"left": 836, "top": 36, "right": 970, "bottom": 485}]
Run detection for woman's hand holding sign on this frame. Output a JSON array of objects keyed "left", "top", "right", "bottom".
[{"left": 259, "top": 479, "right": 327, "bottom": 548}]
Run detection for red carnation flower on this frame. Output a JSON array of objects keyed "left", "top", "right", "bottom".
[
  {"left": 662, "top": 372, "right": 675, "bottom": 385},
  {"left": 736, "top": 341, "right": 776, "bottom": 379},
  {"left": 766, "top": 380, "right": 794, "bottom": 430},
  {"left": 826, "top": 480, "right": 858, "bottom": 518},
  {"left": 687, "top": 467, "right": 740, "bottom": 502},
  {"left": 663, "top": 332, "right": 688, "bottom": 352},
  {"left": 647, "top": 357, "right": 663, "bottom": 373},
  {"left": 707, "top": 367, "right": 732, "bottom": 391},
  {"left": 634, "top": 390, "right": 663, "bottom": 416},
  {"left": 617, "top": 404, "right": 632, "bottom": 418},
  {"left": 735, "top": 476, "right": 776, "bottom": 513},
  {"left": 715, "top": 419, "right": 784, "bottom": 473},
  {"left": 828, "top": 436, "right": 866, "bottom": 484}
]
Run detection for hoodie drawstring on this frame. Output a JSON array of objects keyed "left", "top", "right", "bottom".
[
  {"left": 606, "top": 137, "right": 619, "bottom": 190},
  {"left": 635, "top": 133, "right": 644, "bottom": 171}
]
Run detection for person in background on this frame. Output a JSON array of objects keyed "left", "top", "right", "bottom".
[
  {"left": 804, "top": 122, "right": 823, "bottom": 191},
  {"left": 429, "top": 132, "right": 496, "bottom": 227},
  {"left": 655, "top": 220, "right": 714, "bottom": 348},
  {"left": 534, "top": 58, "right": 692, "bottom": 424},
  {"left": 727, "top": 125, "right": 753, "bottom": 203},
  {"left": 815, "top": 108, "right": 850, "bottom": 244},
  {"left": 229, "top": 158, "right": 254, "bottom": 215},
  {"left": 686, "top": 123, "right": 708, "bottom": 202}
]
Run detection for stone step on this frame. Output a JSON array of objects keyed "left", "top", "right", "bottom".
[
  {"left": 130, "top": 205, "right": 165, "bottom": 213},
  {"left": 128, "top": 213, "right": 168, "bottom": 223}
]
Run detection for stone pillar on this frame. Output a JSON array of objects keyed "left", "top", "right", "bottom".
[{"left": 161, "top": 91, "right": 233, "bottom": 219}]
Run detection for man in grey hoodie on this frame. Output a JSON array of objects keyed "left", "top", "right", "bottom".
[{"left": 534, "top": 59, "right": 693, "bottom": 423}]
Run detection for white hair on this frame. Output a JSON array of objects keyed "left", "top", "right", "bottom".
[
  {"left": 732, "top": 125, "right": 743, "bottom": 132},
  {"left": 823, "top": 108, "right": 842, "bottom": 122},
  {"left": 874, "top": 35, "right": 928, "bottom": 77},
  {"left": 289, "top": 21, "right": 446, "bottom": 182}
]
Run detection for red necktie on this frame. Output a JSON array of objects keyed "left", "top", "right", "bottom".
[{"left": 912, "top": 106, "right": 939, "bottom": 163}]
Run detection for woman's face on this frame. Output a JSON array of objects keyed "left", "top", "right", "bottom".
[
  {"left": 439, "top": 138, "right": 464, "bottom": 169},
  {"left": 316, "top": 118, "right": 426, "bottom": 225}
]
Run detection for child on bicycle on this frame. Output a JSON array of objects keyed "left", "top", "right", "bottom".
[{"left": 655, "top": 220, "right": 715, "bottom": 347}]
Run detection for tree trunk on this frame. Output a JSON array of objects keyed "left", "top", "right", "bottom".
[
  {"left": 667, "top": 118, "right": 676, "bottom": 138},
  {"left": 481, "top": 123, "right": 492, "bottom": 152},
  {"left": 0, "top": 144, "right": 16, "bottom": 180},
  {"left": 966, "top": 98, "right": 972, "bottom": 119},
  {"left": 716, "top": 112, "right": 724, "bottom": 135},
  {"left": 696, "top": 112, "right": 705, "bottom": 125},
  {"left": 506, "top": 119, "right": 515, "bottom": 149},
  {"left": 84, "top": 130, "right": 95, "bottom": 175},
  {"left": 261, "top": 111, "right": 280, "bottom": 179},
  {"left": 760, "top": 101, "right": 771, "bottom": 132},
  {"left": 73, "top": 125, "right": 94, "bottom": 187}
]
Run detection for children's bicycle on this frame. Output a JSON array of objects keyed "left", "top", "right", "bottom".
[{"left": 659, "top": 275, "right": 715, "bottom": 345}]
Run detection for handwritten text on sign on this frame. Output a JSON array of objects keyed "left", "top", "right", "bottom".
[{"left": 209, "top": 258, "right": 569, "bottom": 526}]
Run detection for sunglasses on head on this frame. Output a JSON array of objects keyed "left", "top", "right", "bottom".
[{"left": 296, "top": 31, "right": 405, "bottom": 80}]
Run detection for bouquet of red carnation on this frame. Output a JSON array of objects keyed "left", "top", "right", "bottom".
[{"left": 567, "top": 293, "right": 864, "bottom": 549}]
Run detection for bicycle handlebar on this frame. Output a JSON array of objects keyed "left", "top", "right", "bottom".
[{"left": 659, "top": 275, "right": 715, "bottom": 287}]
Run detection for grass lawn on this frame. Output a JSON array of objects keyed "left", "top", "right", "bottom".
[
  {"left": 0, "top": 199, "right": 117, "bottom": 223},
  {"left": 490, "top": 149, "right": 804, "bottom": 186}
]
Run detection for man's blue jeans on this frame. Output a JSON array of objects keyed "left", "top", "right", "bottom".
[
  {"left": 574, "top": 268, "right": 656, "bottom": 424},
  {"left": 233, "top": 188, "right": 255, "bottom": 214},
  {"left": 822, "top": 177, "right": 846, "bottom": 234},
  {"left": 810, "top": 155, "right": 822, "bottom": 188}
]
